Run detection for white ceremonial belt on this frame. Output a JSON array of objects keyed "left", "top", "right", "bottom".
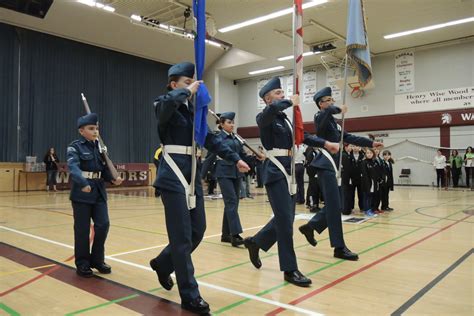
[
  {"left": 267, "top": 148, "right": 292, "bottom": 157},
  {"left": 162, "top": 145, "right": 195, "bottom": 210},
  {"left": 82, "top": 171, "right": 101, "bottom": 179},
  {"left": 320, "top": 149, "right": 341, "bottom": 186},
  {"left": 163, "top": 145, "right": 201, "bottom": 158},
  {"left": 163, "top": 145, "right": 193, "bottom": 155},
  {"left": 265, "top": 149, "right": 295, "bottom": 195}
]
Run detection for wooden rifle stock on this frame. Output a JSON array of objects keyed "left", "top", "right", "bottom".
[{"left": 80, "top": 93, "right": 120, "bottom": 180}]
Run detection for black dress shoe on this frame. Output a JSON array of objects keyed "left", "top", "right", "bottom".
[
  {"left": 231, "top": 234, "right": 244, "bottom": 247},
  {"left": 284, "top": 270, "right": 312, "bottom": 287},
  {"left": 76, "top": 266, "right": 94, "bottom": 278},
  {"left": 221, "top": 235, "right": 231, "bottom": 243},
  {"left": 334, "top": 247, "right": 359, "bottom": 261},
  {"left": 243, "top": 237, "right": 262, "bottom": 269},
  {"left": 298, "top": 224, "right": 317, "bottom": 247},
  {"left": 385, "top": 207, "right": 394, "bottom": 211},
  {"left": 91, "top": 262, "right": 111, "bottom": 274},
  {"left": 149, "top": 259, "right": 174, "bottom": 290},
  {"left": 181, "top": 297, "right": 210, "bottom": 315},
  {"left": 310, "top": 206, "right": 321, "bottom": 213}
]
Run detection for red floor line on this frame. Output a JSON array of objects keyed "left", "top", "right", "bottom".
[
  {"left": 1, "top": 225, "right": 94, "bottom": 297},
  {"left": 266, "top": 214, "right": 471, "bottom": 316}
]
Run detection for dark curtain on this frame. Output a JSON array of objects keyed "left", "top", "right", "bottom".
[{"left": 0, "top": 22, "right": 169, "bottom": 162}]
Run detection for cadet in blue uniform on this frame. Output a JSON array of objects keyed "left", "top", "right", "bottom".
[
  {"left": 298, "top": 87, "right": 382, "bottom": 260},
  {"left": 215, "top": 112, "right": 259, "bottom": 247},
  {"left": 67, "top": 113, "right": 123, "bottom": 277},
  {"left": 243, "top": 77, "right": 339, "bottom": 287},
  {"left": 149, "top": 62, "right": 250, "bottom": 315}
]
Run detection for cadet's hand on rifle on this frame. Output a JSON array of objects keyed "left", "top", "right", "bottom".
[
  {"left": 290, "top": 94, "right": 300, "bottom": 106},
  {"left": 324, "top": 141, "right": 340, "bottom": 154},
  {"left": 373, "top": 141, "right": 384, "bottom": 149},
  {"left": 236, "top": 160, "right": 250, "bottom": 173},
  {"left": 82, "top": 185, "right": 92, "bottom": 193},
  {"left": 187, "top": 80, "right": 203, "bottom": 96},
  {"left": 112, "top": 177, "right": 123, "bottom": 186},
  {"left": 339, "top": 104, "right": 348, "bottom": 114},
  {"left": 257, "top": 153, "right": 266, "bottom": 161}
]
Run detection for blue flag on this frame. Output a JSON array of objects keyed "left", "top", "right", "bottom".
[
  {"left": 193, "top": 0, "right": 211, "bottom": 146},
  {"left": 346, "top": 0, "right": 372, "bottom": 87}
]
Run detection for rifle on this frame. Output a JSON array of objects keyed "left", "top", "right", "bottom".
[
  {"left": 80, "top": 93, "right": 120, "bottom": 180},
  {"left": 207, "top": 109, "right": 264, "bottom": 159}
]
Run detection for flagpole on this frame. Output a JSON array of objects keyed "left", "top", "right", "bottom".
[
  {"left": 336, "top": 54, "right": 349, "bottom": 185},
  {"left": 291, "top": 0, "right": 303, "bottom": 195}
]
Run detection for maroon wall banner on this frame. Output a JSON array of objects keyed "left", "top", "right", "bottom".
[{"left": 55, "top": 163, "right": 150, "bottom": 190}]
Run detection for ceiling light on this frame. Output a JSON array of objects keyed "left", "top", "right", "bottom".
[
  {"left": 277, "top": 51, "right": 321, "bottom": 61},
  {"left": 384, "top": 17, "right": 474, "bottom": 39},
  {"left": 218, "top": 0, "right": 327, "bottom": 33},
  {"left": 249, "top": 66, "right": 285, "bottom": 75},
  {"left": 77, "top": 0, "right": 95, "bottom": 6},
  {"left": 131, "top": 14, "right": 141, "bottom": 22},
  {"left": 103, "top": 5, "right": 115, "bottom": 12}
]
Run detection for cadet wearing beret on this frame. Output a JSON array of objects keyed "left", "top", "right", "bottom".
[
  {"left": 244, "top": 77, "right": 339, "bottom": 287},
  {"left": 67, "top": 113, "right": 123, "bottom": 277},
  {"left": 299, "top": 87, "right": 382, "bottom": 260},
  {"left": 149, "top": 62, "right": 250, "bottom": 315}
]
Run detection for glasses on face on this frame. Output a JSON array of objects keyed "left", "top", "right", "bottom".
[{"left": 321, "top": 98, "right": 334, "bottom": 103}]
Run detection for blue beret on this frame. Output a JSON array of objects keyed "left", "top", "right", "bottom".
[
  {"left": 219, "top": 112, "right": 235, "bottom": 121},
  {"left": 259, "top": 77, "right": 282, "bottom": 99},
  {"left": 168, "top": 62, "right": 195, "bottom": 78},
  {"left": 313, "top": 87, "right": 332, "bottom": 104},
  {"left": 77, "top": 113, "right": 98, "bottom": 128}
]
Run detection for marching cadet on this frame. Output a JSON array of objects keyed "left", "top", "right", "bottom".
[
  {"left": 67, "top": 113, "right": 123, "bottom": 277},
  {"left": 215, "top": 112, "right": 260, "bottom": 247},
  {"left": 243, "top": 77, "right": 339, "bottom": 287},
  {"left": 149, "top": 62, "right": 250, "bottom": 315},
  {"left": 298, "top": 87, "right": 382, "bottom": 260}
]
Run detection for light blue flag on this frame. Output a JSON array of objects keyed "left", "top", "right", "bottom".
[
  {"left": 193, "top": 0, "right": 211, "bottom": 147},
  {"left": 346, "top": 0, "right": 372, "bottom": 87}
]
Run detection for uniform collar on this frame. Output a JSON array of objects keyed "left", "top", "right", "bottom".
[{"left": 222, "top": 130, "right": 234, "bottom": 137}]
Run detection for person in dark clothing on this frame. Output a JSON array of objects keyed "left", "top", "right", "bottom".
[
  {"left": 361, "top": 148, "right": 380, "bottom": 218},
  {"left": 304, "top": 146, "right": 321, "bottom": 212},
  {"left": 341, "top": 144, "right": 354, "bottom": 215},
  {"left": 380, "top": 150, "right": 394, "bottom": 211},
  {"left": 350, "top": 146, "right": 364, "bottom": 212},
  {"left": 44, "top": 147, "right": 59, "bottom": 192}
]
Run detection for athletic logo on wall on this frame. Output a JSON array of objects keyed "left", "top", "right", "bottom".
[{"left": 441, "top": 113, "right": 452, "bottom": 125}]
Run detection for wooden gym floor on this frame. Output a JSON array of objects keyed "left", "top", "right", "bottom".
[{"left": 1, "top": 185, "right": 473, "bottom": 315}]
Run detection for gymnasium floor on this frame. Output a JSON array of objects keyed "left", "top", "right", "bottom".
[{"left": 1, "top": 186, "right": 473, "bottom": 315}]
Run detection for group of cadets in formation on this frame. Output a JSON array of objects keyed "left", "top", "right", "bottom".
[{"left": 67, "top": 61, "right": 394, "bottom": 315}]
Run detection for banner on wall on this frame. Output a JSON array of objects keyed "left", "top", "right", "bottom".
[
  {"left": 55, "top": 163, "right": 149, "bottom": 190},
  {"left": 326, "top": 67, "right": 342, "bottom": 100},
  {"left": 303, "top": 70, "right": 317, "bottom": 103},
  {"left": 395, "top": 51, "right": 415, "bottom": 93},
  {"left": 395, "top": 86, "right": 473, "bottom": 114}
]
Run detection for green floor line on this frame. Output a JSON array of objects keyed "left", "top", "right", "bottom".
[
  {"left": 65, "top": 294, "right": 140, "bottom": 316},
  {"left": 0, "top": 303, "right": 21, "bottom": 316},
  {"left": 65, "top": 223, "right": 377, "bottom": 315},
  {"left": 213, "top": 227, "right": 422, "bottom": 315}
]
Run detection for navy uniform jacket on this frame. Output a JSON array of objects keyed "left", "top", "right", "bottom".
[
  {"left": 257, "top": 99, "right": 326, "bottom": 185},
  {"left": 311, "top": 105, "right": 373, "bottom": 171},
  {"left": 154, "top": 88, "right": 240, "bottom": 195},
  {"left": 341, "top": 150, "right": 354, "bottom": 185},
  {"left": 215, "top": 130, "right": 254, "bottom": 179},
  {"left": 350, "top": 152, "right": 365, "bottom": 185},
  {"left": 361, "top": 159, "right": 382, "bottom": 193},
  {"left": 67, "top": 137, "right": 113, "bottom": 204},
  {"left": 382, "top": 160, "right": 394, "bottom": 190}
]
